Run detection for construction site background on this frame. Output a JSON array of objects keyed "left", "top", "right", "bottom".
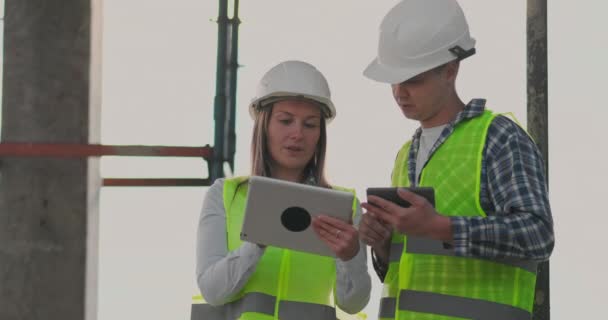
[{"left": 1, "top": 1, "right": 606, "bottom": 319}]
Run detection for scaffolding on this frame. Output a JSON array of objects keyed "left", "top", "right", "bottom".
[{"left": 0, "top": 0, "right": 240, "bottom": 187}]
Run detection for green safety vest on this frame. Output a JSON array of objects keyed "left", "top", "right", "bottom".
[
  {"left": 192, "top": 177, "right": 362, "bottom": 320},
  {"left": 380, "top": 110, "right": 538, "bottom": 320}
]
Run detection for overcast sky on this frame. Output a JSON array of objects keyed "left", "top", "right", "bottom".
[{"left": 63, "top": 0, "right": 608, "bottom": 319}]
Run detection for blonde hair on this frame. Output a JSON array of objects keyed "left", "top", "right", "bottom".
[{"left": 250, "top": 104, "right": 330, "bottom": 188}]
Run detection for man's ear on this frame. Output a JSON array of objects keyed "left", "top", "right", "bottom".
[{"left": 444, "top": 61, "right": 460, "bottom": 83}]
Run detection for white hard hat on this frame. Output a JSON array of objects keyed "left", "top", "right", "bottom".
[
  {"left": 250, "top": 60, "right": 336, "bottom": 123},
  {"left": 364, "top": 0, "right": 476, "bottom": 84}
]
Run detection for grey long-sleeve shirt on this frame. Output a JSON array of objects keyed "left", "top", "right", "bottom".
[{"left": 196, "top": 178, "right": 371, "bottom": 314}]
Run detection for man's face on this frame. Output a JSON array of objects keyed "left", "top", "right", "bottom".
[{"left": 390, "top": 64, "right": 454, "bottom": 127}]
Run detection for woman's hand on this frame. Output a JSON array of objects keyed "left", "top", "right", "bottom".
[{"left": 312, "top": 215, "right": 360, "bottom": 261}]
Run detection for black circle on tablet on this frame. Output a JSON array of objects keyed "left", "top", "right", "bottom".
[{"left": 281, "top": 207, "right": 311, "bottom": 232}]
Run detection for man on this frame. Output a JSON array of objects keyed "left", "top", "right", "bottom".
[{"left": 358, "top": 0, "right": 554, "bottom": 319}]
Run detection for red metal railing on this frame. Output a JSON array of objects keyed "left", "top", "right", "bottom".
[{"left": 0, "top": 143, "right": 214, "bottom": 186}]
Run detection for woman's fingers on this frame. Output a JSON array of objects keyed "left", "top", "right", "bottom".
[
  {"left": 312, "top": 219, "right": 344, "bottom": 249},
  {"left": 312, "top": 218, "right": 360, "bottom": 261},
  {"left": 315, "top": 214, "right": 351, "bottom": 229},
  {"left": 313, "top": 216, "right": 356, "bottom": 240}
]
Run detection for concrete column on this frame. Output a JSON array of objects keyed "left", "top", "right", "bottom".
[{"left": 0, "top": 1, "right": 102, "bottom": 319}]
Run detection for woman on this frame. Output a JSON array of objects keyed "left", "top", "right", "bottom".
[{"left": 192, "top": 60, "right": 371, "bottom": 320}]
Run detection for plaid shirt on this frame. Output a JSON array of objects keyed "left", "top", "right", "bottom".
[{"left": 373, "top": 99, "right": 554, "bottom": 279}]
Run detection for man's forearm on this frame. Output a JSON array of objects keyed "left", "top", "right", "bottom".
[{"left": 451, "top": 213, "right": 554, "bottom": 260}]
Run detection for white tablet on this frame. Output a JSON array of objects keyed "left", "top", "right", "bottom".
[{"left": 240, "top": 176, "right": 355, "bottom": 257}]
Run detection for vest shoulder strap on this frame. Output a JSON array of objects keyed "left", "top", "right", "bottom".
[
  {"left": 223, "top": 176, "right": 249, "bottom": 213},
  {"left": 392, "top": 140, "right": 412, "bottom": 187}
]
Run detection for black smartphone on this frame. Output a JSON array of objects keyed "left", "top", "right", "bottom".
[{"left": 366, "top": 187, "right": 435, "bottom": 208}]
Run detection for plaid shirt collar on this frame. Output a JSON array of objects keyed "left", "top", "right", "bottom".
[{"left": 409, "top": 99, "right": 487, "bottom": 185}]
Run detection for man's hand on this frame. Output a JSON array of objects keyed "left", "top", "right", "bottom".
[
  {"left": 312, "top": 215, "right": 360, "bottom": 261},
  {"left": 362, "top": 188, "right": 453, "bottom": 242},
  {"left": 359, "top": 210, "right": 392, "bottom": 262}
]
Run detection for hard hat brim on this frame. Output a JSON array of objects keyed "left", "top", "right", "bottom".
[
  {"left": 363, "top": 58, "right": 437, "bottom": 85},
  {"left": 249, "top": 93, "right": 336, "bottom": 123}
]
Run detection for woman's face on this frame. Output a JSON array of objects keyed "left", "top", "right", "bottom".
[{"left": 266, "top": 99, "right": 322, "bottom": 175}]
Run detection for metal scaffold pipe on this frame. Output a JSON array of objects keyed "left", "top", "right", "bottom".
[
  {"left": 527, "top": 0, "right": 550, "bottom": 319},
  {"left": 211, "top": 0, "right": 240, "bottom": 181}
]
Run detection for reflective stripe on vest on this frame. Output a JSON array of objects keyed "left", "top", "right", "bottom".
[
  {"left": 191, "top": 292, "right": 275, "bottom": 319},
  {"left": 388, "top": 242, "right": 402, "bottom": 263},
  {"left": 378, "top": 297, "right": 397, "bottom": 318},
  {"left": 399, "top": 290, "right": 531, "bottom": 320},
  {"left": 389, "top": 237, "right": 538, "bottom": 273},
  {"left": 191, "top": 292, "right": 337, "bottom": 320},
  {"left": 379, "top": 293, "right": 531, "bottom": 320},
  {"left": 278, "top": 300, "right": 336, "bottom": 320}
]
